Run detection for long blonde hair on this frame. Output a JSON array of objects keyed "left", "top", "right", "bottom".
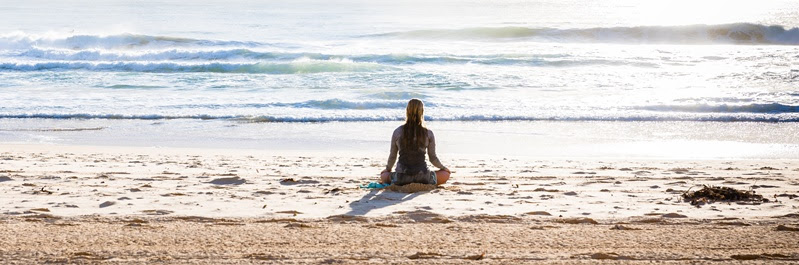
[{"left": 402, "top": 99, "right": 427, "bottom": 150}]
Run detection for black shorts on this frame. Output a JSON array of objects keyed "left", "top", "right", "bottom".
[{"left": 390, "top": 171, "right": 437, "bottom": 186}]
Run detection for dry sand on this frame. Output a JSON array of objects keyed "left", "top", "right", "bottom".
[{"left": 1, "top": 143, "right": 798, "bottom": 264}]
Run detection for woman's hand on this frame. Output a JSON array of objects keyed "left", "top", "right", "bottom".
[
  {"left": 381, "top": 168, "right": 390, "bottom": 174},
  {"left": 441, "top": 167, "right": 451, "bottom": 173}
]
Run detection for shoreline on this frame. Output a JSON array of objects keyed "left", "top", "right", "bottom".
[
  {"left": 5, "top": 141, "right": 799, "bottom": 161},
  {"left": 2, "top": 119, "right": 799, "bottom": 160}
]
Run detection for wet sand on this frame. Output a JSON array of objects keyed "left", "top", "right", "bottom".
[{"left": 1, "top": 216, "right": 798, "bottom": 264}]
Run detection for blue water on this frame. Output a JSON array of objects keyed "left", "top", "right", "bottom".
[{"left": 1, "top": 0, "right": 799, "bottom": 123}]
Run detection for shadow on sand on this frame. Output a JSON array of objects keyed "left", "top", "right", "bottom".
[{"left": 343, "top": 189, "right": 427, "bottom": 216}]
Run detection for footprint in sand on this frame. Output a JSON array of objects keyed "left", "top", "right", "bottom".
[
  {"left": 141, "top": 209, "right": 173, "bottom": 215},
  {"left": 525, "top": 211, "right": 552, "bottom": 216},
  {"left": 208, "top": 177, "right": 246, "bottom": 185},
  {"left": 279, "top": 178, "right": 319, "bottom": 185},
  {"left": 662, "top": 213, "right": 687, "bottom": 218}
]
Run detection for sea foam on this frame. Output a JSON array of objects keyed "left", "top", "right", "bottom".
[
  {"left": 374, "top": 23, "right": 799, "bottom": 45},
  {"left": 0, "top": 33, "right": 261, "bottom": 50},
  {"left": 0, "top": 60, "right": 391, "bottom": 74}
]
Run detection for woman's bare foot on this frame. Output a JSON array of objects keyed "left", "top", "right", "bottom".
[
  {"left": 380, "top": 170, "right": 391, "bottom": 184},
  {"left": 435, "top": 169, "right": 450, "bottom": 185}
]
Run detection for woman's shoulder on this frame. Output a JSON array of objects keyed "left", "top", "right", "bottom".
[
  {"left": 392, "top": 124, "right": 433, "bottom": 135},
  {"left": 392, "top": 125, "right": 403, "bottom": 137}
]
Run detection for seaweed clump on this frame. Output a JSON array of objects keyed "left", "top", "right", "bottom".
[{"left": 682, "top": 185, "right": 767, "bottom": 206}]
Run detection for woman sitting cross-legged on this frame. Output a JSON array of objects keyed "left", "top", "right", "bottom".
[{"left": 380, "top": 98, "right": 450, "bottom": 186}]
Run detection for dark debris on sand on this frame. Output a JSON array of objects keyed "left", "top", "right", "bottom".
[{"left": 682, "top": 185, "right": 767, "bottom": 206}]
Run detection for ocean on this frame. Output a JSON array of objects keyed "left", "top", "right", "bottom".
[{"left": 1, "top": 0, "right": 798, "bottom": 158}]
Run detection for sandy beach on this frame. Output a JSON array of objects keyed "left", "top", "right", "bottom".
[
  {"left": 1, "top": 143, "right": 797, "bottom": 263},
  {"left": 4, "top": 0, "right": 799, "bottom": 263}
]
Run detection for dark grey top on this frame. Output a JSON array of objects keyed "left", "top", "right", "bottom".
[{"left": 385, "top": 125, "right": 445, "bottom": 173}]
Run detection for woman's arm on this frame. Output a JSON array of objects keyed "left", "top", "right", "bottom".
[
  {"left": 427, "top": 130, "right": 447, "bottom": 171},
  {"left": 385, "top": 128, "right": 400, "bottom": 172}
]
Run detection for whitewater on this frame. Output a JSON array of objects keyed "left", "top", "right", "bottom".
[
  {"left": 2, "top": 0, "right": 799, "bottom": 123},
  {"left": 0, "top": 0, "right": 798, "bottom": 158}
]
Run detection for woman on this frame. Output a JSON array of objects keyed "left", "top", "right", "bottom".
[{"left": 380, "top": 99, "right": 450, "bottom": 186}]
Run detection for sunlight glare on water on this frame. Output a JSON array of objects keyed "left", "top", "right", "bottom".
[{"left": 0, "top": 0, "right": 797, "bottom": 158}]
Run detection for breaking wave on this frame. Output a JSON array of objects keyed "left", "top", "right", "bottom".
[
  {"left": 0, "top": 60, "right": 391, "bottom": 74},
  {"left": 637, "top": 103, "right": 799, "bottom": 114},
  {"left": 9, "top": 48, "right": 657, "bottom": 67},
  {"left": 2, "top": 113, "right": 797, "bottom": 122},
  {"left": 2, "top": 102, "right": 798, "bottom": 122},
  {"left": 372, "top": 23, "right": 799, "bottom": 45},
  {"left": 164, "top": 99, "right": 414, "bottom": 110},
  {"left": 3, "top": 50, "right": 659, "bottom": 69},
  {"left": 16, "top": 48, "right": 272, "bottom": 61},
  {"left": 0, "top": 33, "right": 262, "bottom": 50}
]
